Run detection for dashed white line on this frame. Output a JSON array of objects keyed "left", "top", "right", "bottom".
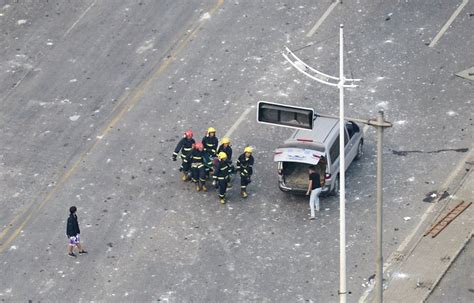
[
  {"left": 63, "top": 0, "right": 97, "bottom": 38},
  {"left": 223, "top": 107, "right": 254, "bottom": 139},
  {"left": 306, "top": 1, "right": 339, "bottom": 38},
  {"left": 428, "top": 0, "right": 469, "bottom": 47}
]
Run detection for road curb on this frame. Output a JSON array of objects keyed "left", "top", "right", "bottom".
[
  {"left": 422, "top": 232, "right": 473, "bottom": 302},
  {"left": 359, "top": 149, "right": 473, "bottom": 303}
]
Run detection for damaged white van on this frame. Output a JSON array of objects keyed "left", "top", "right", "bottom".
[{"left": 274, "top": 116, "right": 363, "bottom": 195}]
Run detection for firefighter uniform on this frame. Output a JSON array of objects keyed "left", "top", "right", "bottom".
[
  {"left": 236, "top": 148, "right": 254, "bottom": 198},
  {"left": 188, "top": 145, "right": 209, "bottom": 191},
  {"left": 217, "top": 144, "right": 232, "bottom": 162},
  {"left": 214, "top": 152, "right": 231, "bottom": 204},
  {"left": 202, "top": 128, "right": 219, "bottom": 179},
  {"left": 202, "top": 135, "right": 218, "bottom": 157},
  {"left": 172, "top": 131, "right": 195, "bottom": 181},
  {"left": 217, "top": 143, "right": 233, "bottom": 176}
]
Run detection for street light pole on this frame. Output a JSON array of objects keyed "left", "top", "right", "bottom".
[
  {"left": 338, "top": 24, "right": 347, "bottom": 303},
  {"left": 375, "top": 110, "right": 385, "bottom": 303},
  {"left": 282, "top": 24, "right": 361, "bottom": 303}
]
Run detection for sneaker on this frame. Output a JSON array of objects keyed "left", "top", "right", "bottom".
[
  {"left": 309, "top": 217, "right": 316, "bottom": 220},
  {"left": 78, "top": 250, "right": 88, "bottom": 255},
  {"left": 68, "top": 253, "right": 77, "bottom": 258}
]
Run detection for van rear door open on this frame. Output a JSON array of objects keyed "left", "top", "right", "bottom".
[{"left": 274, "top": 148, "right": 323, "bottom": 165}]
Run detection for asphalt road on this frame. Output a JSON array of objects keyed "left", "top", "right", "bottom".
[{"left": 0, "top": 0, "right": 472, "bottom": 302}]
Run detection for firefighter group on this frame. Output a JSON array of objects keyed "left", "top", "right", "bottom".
[{"left": 172, "top": 127, "right": 254, "bottom": 204}]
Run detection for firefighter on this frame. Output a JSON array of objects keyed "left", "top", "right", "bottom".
[
  {"left": 172, "top": 130, "right": 195, "bottom": 181},
  {"left": 236, "top": 146, "right": 255, "bottom": 198},
  {"left": 202, "top": 127, "right": 218, "bottom": 157},
  {"left": 217, "top": 137, "right": 232, "bottom": 162},
  {"left": 188, "top": 143, "right": 208, "bottom": 192},
  {"left": 202, "top": 127, "right": 218, "bottom": 178},
  {"left": 213, "top": 152, "right": 231, "bottom": 204}
]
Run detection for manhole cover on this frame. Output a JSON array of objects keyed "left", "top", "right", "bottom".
[{"left": 455, "top": 66, "right": 474, "bottom": 81}]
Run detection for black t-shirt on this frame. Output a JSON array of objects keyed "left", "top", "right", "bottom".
[{"left": 309, "top": 172, "right": 321, "bottom": 190}]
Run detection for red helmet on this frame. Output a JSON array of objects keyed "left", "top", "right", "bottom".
[
  {"left": 194, "top": 143, "right": 204, "bottom": 150},
  {"left": 184, "top": 130, "right": 193, "bottom": 138}
]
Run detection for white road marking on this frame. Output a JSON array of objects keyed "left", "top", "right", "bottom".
[
  {"left": 63, "top": 0, "right": 97, "bottom": 38},
  {"left": 358, "top": 143, "right": 474, "bottom": 303},
  {"left": 223, "top": 107, "right": 254, "bottom": 139},
  {"left": 306, "top": 1, "right": 339, "bottom": 38},
  {"left": 428, "top": 0, "right": 469, "bottom": 47}
]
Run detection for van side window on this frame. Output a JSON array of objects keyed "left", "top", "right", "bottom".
[
  {"left": 346, "top": 122, "right": 360, "bottom": 139},
  {"left": 329, "top": 136, "right": 340, "bottom": 163}
]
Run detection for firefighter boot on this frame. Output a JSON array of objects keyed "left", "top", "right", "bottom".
[
  {"left": 220, "top": 197, "right": 226, "bottom": 204},
  {"left": 202, "top": 185, "right": 208, "bottom": 192},
  {"left": 196, "top": 185, "right": 201, "bottom": 191},
  {"left": 181, "top": 172, "right": 189, "bottom": 181},
  {"left": 241, "top": 190, "right": 248, "bottom": 198}
]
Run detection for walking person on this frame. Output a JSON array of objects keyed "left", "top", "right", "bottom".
[
  {"left": 213, "top": 152, "right": 231, "bottom": 204},
  {"left": 172, "top": 129, "right": 195, "bottom": 181},
  {"left": 188, "top": 142, "right": 209, "bottom": 192},
  {"left": 306, "top": 165, "right": 322, "bottom": 220},
  {"left": 66, "top": 206, "right": 87, "bottom": 257},
  {"left": 202, "top": 127, "right": 219, "bottom": 178},
  {"left": 217, "top": 137, "right": 233, "bottom": 187},
  {"left": 236, "top": 146, "right": 254, "bottom": 198}
]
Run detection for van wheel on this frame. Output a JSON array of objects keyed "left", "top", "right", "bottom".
[
  {"left": 331, "top": 175, "right": 340, "bottom": 196},
  {"left": 355, "top": 140, "right": 363, "bottom": 161}
]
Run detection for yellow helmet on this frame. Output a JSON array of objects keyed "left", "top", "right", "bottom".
[
  {"left": 218, "top": 152, "right": 228, "bottom": 160},
  {"left": 244, "top": 146, "right": 253, "bottom": 153},
  {"left": 221, "top": 137, "right": 230, "bottom": 144},
  {"left": 207, "top": 127, "right": 216, "bottom": 134}
]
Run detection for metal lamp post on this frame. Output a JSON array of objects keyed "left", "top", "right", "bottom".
[
  {"left": 283, "top": 24, "right": 360, "bottom": 303},
  {"left": 283, "top": 25, "right": 392, "bottom": 302}
]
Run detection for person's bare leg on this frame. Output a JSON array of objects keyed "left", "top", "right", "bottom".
[
  {"left": 76, "top": 243, "right": 83, "bottom": 252},
  {"left": 67, "top": 245, "right": 73, "bottom": 254}
]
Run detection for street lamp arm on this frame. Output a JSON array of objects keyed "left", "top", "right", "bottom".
[
  {"left": 284, "top": 46, "right": 362, "bottom": 83},
  {"left": 282, "top": 52, "right": 339, "bottom": 87},
  {"left": 315, "top": 113, "right": 393, "bottom": 128},
  {"left": 285, "top": 46, "right": 340, "bottom": 81}
]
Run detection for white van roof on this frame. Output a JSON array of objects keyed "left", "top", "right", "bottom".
[{"left": 287, "top": 116, "right": 338, "bottom": 145}]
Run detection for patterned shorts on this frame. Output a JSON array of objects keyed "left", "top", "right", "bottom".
[{"left": 68, "top": 234, "right": 80, "bottom": 246}]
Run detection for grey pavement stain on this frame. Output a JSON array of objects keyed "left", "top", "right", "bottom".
[
  {"left": 392, "top": 148, "right": 469, "bottom": 156},
  {"left": 422, "top": 190, "right": 450, "bottom": 203}
]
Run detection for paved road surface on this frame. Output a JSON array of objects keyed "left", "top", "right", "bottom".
[{"left": 0, "top": 1, "right": 472, "bottom": 301}]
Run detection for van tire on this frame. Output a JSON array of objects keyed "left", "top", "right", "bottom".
[
  {"left": 355, "top": 140, "right": 363, "bottom": 161},
  {"left": 331, "top": 175, "right": 340, "bottom": 196}
]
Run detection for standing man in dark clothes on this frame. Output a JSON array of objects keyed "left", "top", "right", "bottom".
[
  {"left": 306, "top": 166, "right": 322, "bottom": 220},
  {"left": 66, "top": 206, "right": 87, "bottom": 258},
  {"left": 236, "top": 146, "right": 254, "bottom": 198}
]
